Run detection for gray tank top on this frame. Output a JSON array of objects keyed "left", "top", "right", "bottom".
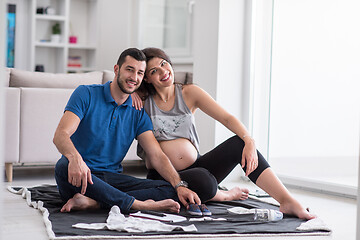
[{"left": 137, "top": 84, "right": 200, "bottom": 160}]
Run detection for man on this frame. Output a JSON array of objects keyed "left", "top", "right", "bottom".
[{"left": 53, "top": 48, "right": 200, "bottom": 213}]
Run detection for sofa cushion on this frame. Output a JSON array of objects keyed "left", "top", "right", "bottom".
[
  {"left": 10, "top": 68, "right": 103, "bottom": 89},
  {"left": 124, "top": 140, "right": 141, "bottom": 161},
  {"left": 185, "top": 72, "right": 193, "bottom": 84},
  {"left": 102, "top": 70, "right": 115, "bottom": 84},
  {"left": 174, "top": 71, "right": 193, "bottom": 84},
  {"left": 19, "top": 88, "right": 75, "bottom": 163},
  {"left": 4, "top": 68, "right": 10, "bottom": 87}
]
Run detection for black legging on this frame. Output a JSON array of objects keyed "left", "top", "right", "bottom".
[{"left": 147, "top": 135, "right": 270, "bottom": 202}]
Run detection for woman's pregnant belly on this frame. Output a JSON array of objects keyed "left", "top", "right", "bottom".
[{"left": 158, "top": 138, "right": 198, "bottom": 170}]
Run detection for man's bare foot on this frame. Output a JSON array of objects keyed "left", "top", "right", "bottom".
[
  {"left": 279, "top": 198, "right": 316, "bottom": 220},
  {"left": 61, "top": 193, "right": 100, "bottom": 212},
  {"left": 131, "top": 199, "right": 180, "bottom": 213},
  {"left": 211, "top": 187, "right": 249, "bottom": 201}
]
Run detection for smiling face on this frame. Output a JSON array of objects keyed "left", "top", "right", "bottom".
[
  {"left": 145, "top": 57, "right": 175, "bottom": 88},
  {"left": 116, "top": 56, "right": 146, "bottom": 94}
]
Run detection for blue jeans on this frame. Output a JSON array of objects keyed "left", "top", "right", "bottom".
[{"left": 55, "top": 156, "right": 178, "bottom": 213}]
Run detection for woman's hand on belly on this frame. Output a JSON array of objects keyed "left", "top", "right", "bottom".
[{"left": 159, "top": 138, "right": 198, "bottom": 170}]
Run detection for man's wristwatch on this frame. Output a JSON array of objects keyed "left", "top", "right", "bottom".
[{"left": 175, "top": 180, "right": 188, "bottom": 190}]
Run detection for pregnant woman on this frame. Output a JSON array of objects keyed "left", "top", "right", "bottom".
[{"left": 135, "top": 47, "right": 314, "bottom": 220}]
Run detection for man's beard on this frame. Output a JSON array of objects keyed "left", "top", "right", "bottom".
[{"left": 117, "top": 74, "right": 138, "bottom": 94}]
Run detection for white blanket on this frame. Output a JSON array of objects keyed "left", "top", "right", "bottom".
[{"left": 73, "top": 206, "right": 197, "bottom": 233}]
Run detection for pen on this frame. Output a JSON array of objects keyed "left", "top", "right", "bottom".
[{"left": 140, "top": 210, "right": 166, "bottom": 217}]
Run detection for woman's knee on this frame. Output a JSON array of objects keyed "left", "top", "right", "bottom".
[
  {"left": 248, "top": 151, "right": 271, "bottom": 183},
  {"left": 225, "top": 135, "right": 245, "bottom": 159},
  {"left": 229, "top": 135, "right": 244, "bottom": 147}
]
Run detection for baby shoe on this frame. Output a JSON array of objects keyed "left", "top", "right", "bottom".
[
  {"left": 187, "top": 203, "right": 202, "bottom": 216},
  {"left": 200, "top": 204, "right": 212, "bottom": 216}
]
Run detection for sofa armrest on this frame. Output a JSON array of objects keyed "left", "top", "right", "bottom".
[
  {"left": 5, "top": 88, "right": 20, "bottom": 163},
  {"left": 123, "top": 140, "right": 141, "bottom": 161},
  {"left": 19, "top": 88, "right": 74, "bottom": 164}
]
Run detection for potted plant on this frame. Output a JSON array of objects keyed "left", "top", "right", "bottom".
[{"left": 51, "top": 23, "right": 61, "bottom": 43}]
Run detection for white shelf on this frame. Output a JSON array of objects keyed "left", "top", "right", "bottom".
[
  {"left": 30, "top": 0, "right": 98, "bottom": 73},
  {"left": 35, "top": 14, "right": 66, "bottom": 21},
  {"left": 35, "top": 41, "right": 65, "bottom": 48},
  {"left": 68, "top": 44, "right": 96, "bottom": 50}
]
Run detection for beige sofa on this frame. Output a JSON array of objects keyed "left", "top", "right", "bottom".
[{"left": 3, "top": 68, "right": 193, "bottom": 182}]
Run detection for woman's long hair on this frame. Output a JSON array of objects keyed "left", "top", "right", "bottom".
[{"left": 138, "top": 47, "right": 173, "bottom": 99}]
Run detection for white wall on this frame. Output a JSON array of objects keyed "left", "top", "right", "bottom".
[
  {"left": 96, "top": 0, "right": 132, "bottom": 71},
  {"left": 215, "top": 0, "right": 247, "bottom": 145},
  {"left": 192, "top": 0, "right": 219, "bottom": 153},
  {"left": 193, "top": 0, "right": 251, "bottom": 153}
]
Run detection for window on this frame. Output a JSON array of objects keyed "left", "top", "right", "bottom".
[
  {"left": 268, "top": 0, "right": 359, "bottom": 194},
  {"left": 251, "top": 0, "right": 360, "bottom": 196},
  {"left": 136, "top": 0, "right": 194, "bottom": 58}
]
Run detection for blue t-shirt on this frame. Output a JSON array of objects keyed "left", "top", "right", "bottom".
[{"left": 65, "top": 81, "right": 152, "bottom": 173}]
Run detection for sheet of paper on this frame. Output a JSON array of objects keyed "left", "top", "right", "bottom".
[{"left": 129, "top": 211, "right": 187, "bottom": 223}]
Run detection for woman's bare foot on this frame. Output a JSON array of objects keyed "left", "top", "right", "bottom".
[
  {"left": 227, "top": 187, "right": 249, "bottom": 200},
  {"left": 210, "top": 187, "right": 249, "bottom": 201},
  {"left": 279, "top": 198, "right": 316, "bottom": 220},
  {"left": 131, "top": 199, "right": 181, "bottom": 213},
  {"left": 61, "top": 193, "right": 100, "bottom": 212}
]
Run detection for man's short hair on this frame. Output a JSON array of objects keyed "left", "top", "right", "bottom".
[{"left": 117, "top": 48, "right": 146, "bottom": 67}]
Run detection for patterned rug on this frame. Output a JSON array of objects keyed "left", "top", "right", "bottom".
[{"left": 8, "top": 185, "right": 331, "bottom": 239}]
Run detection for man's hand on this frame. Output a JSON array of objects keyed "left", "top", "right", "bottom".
[
  {"left": 176, "top": 187, "right": 201, "bottom": 209},
  {"left": 53, "top": 111, "right": 93, "bottom": 194},
  {"left": 68, "top": 157, "right": 93, "bottom": 195}
]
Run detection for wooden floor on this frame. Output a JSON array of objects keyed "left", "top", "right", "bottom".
[{"left": 1, "top": 165, "right": 357, "bottom": 240}]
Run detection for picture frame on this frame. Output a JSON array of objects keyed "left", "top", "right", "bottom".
[{"left": 7, "top": 4, "right": 16, "bottom": 68}]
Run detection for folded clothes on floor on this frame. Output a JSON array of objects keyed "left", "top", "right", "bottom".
[
  {"left": 296, "top": 218, "right": 332, "bottom": 232},
  {"left": 73, "top": 206, "right": 197, "bottom": 233}
]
